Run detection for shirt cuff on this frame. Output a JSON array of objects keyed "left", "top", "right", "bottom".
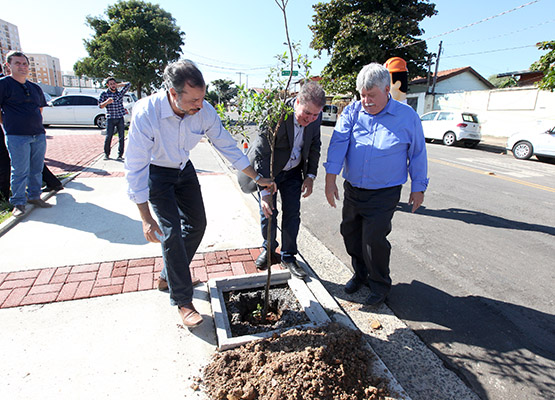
[
  {"left": 411, "top": 179, "right": 429, "bottom": 193},
  {"left": 323, "top": 161, "right": 343, "bottom": 175}
]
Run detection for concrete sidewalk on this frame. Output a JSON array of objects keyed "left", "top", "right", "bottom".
[{"left": 0, "top": 132, "right": 479, "bottom": 399}]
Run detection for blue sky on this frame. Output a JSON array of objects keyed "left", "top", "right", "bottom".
[{"left": 2, "top": 0, "right": 553, "bottom": 88}]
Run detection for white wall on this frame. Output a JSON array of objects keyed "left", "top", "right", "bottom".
[{"left": 421, "top": 87, "right": 555, "bottom": 137}]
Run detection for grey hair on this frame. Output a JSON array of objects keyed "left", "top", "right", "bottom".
[
  {"left": 356, "top": 63, "right": 391, "bottom": 92},
  {"left": 163, "top": 59, "right": 205, "bottom": 93},
  {"left": 297, "top": 80, "right": 326, "bottom": 108}
]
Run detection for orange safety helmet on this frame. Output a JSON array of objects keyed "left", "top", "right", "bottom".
[{"left": 384, "top": 57, "right": 408, "bottom": 73}]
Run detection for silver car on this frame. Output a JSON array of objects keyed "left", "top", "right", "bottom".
[
  {"left": 420, "top": 110, "right": 481, "bottom": 148},
  {"left": 506, "top": 126, "right": 555, "bottom": 162}
]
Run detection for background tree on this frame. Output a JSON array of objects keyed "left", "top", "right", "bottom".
[
  {"left": 309, "top": 0, "right": 436, "bottom": 96},
  {"left": 488, "top": 74, "right": 518, "bottom": 88},
  {"left": 531, "top": 40, "right": 555, "bottom": 91},
  {"left": 74, "top": 0, "right": 184, "bottom": 97},
  {"left": 209, "top": 79, "right": 238, "bottom": 107}
]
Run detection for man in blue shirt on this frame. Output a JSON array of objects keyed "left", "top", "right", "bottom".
[
  {"left": 0, "top": 51, "right": 52, "bottom": 216},
  {"left": 99, "top": 77, "right": 131, "bottom": 160},
  {"left": 324, "top": 63, "right": 429, "bottom": 306}
]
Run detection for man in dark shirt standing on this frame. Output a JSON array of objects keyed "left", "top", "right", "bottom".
[
  {"left": 99, "top": 77, "right": 131, "bottom": 160},
  {"left": 0, "top": 51, "right": 52, "bottom": 217}
]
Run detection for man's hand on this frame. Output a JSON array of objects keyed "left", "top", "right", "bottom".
[
  {"left": 325, "top": 173, "right": 340, "bottom": 208},
  {"left": 142, "top": 217, "right": 163, "bottom": 243},
  {"left": 301, "top": 177, "right": 314, "bottom": 198},
  {"left": 257, "top": 177, "right": 276, "bottom": 194},
  {"left": 408, "top": 191, "right": 425, "bottom": 213},
  {"left": 137, "top": 202, "right": 162, "bottom": 243},
  {"left": 260, "top": 194, "right": 273, "bottom": 218}
]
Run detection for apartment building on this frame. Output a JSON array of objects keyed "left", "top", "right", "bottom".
[
  {"left": 0, "top": 19, "right": 22, "bottom": 70},
  {"left": 27, "top": 53, "right": 63, "bottom": 87}
]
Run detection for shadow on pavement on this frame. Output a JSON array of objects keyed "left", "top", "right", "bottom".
[
  {"left": 396, "top": 203, "right": 555, "bottom": 236},
  {"left": 388, "top": 280, "right": 555, "bottom": 400}
]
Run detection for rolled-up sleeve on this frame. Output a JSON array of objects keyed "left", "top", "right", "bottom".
[
  {"left": 407, "top": 115, "right": 429, "bottom": 192},
  {"left": 124, "top": 105, "right": 154, "bottom": 204},
  {"left": 324, "top": 105, "right": 352, "bottom": 175}
]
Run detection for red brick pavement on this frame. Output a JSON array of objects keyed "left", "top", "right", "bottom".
[
  {"left": 0, "top": 248, "right": 286, "bottom": 309},
  {"left": 44, "top": 133, "right": 116, "bottom": 176}
]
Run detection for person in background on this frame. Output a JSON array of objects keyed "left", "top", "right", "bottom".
[
  {"left": 99, "top": 77, "right": 131, "bottom": 160},
  {"left": 0, "top": 51, "right": 53, "bottom": 216},
  {"left": 324, "top": 63, "right": 429, "bottom": 307}
]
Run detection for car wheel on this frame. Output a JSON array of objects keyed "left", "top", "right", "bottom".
[
  {"left": 442, "top": 131, "right": 456, "bottom": 146},
  {"left": 512, "top": 141, "right": 533, "bottom": 159},
  {"left": 95, "top": 115, "right": 107, "bottom": 129}
]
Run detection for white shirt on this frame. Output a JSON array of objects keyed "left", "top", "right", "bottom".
[
  {"left": 282, "top": 115, "right": 304, "bottom": 171},
  {"left": 125, "top": 90, "right": 250, "bottom": 204}
]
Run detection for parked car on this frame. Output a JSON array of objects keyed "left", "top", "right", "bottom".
[
  {"left": 506, "top": 126, "right": 555, "bottom": 162},
  {"left": 62, "top": 87, "right": 137, "bottom": 111},
  {"left": 42, "top": 94, "right": 131, "bottom": 129},
  {"left": 322, "top": 104, "right": 338, "bottom": 125},
  {"left": 420, "top": 110, "right": 481, "bottom": 147}
]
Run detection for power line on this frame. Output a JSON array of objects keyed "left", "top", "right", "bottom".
[
  {"left": 447, "top": 19, "right": 555, "bottom": 46},
  {"left": 194, "top": 60, "right": 272, "bottom": 72},
  {"left": 182, "top": 49, "right": 273, "bottom": 70},
  {"left": 397, "top": 0, "right": 542, "bottom": 49},
  {"left": 442, "top": 44, "right": 537, "bottom": 59}
]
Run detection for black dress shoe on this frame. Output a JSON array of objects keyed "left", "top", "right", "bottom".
[
  {"left": 344, "top": 275, "right": 368, "bottom": 294},
  {"left": 281, "top": 259, "right": 306, "bottom": 279},
  {"left": 364, "top": 292, "right": 387, "bottom": 307},
  {"left": 43, "top": 185, "right": 63, "bottom": 192},
  {"left": 255, "top": 250, "right": 281, "bottom": 270}
]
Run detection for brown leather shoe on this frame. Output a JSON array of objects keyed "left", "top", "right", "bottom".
[
  {"left": 178, "top": 303, "right": 203, "bottom": 327},
  {"left": 28, "top": 198, "right": 52, "bottom": 208},
  {"left": 157, "top": 276, "right": 201, "bottom": 291}
]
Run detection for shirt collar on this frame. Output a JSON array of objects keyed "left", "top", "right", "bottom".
[{"left": 161, "top": 91, "right": 178, "bottom": 119}]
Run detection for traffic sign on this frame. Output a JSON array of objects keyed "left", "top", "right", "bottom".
[{"left": 281, "top": 70, "right": 299, "bottom": 76}]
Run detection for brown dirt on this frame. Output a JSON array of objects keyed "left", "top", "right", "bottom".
[{"left": 201, "top": 322, "right": 393, "bottom": 400}]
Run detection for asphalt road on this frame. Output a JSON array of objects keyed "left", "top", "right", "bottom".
[{"left": 300, "top": 124, "right": 555, "bottom": 400}]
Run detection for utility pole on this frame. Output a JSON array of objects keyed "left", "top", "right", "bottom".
[
  {"left": 426, "top": 54, "right": 434, "bottom": 94},
  {"left": 236, "top": 72, "right": 244, "bottom": 86},
  {"left": 431, "top": 41, "right": 442, "bottom": 95}
]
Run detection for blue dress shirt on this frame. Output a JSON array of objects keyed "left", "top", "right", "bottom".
[{"left": 324, "top": 97, "right": 429, "bottom": 193}]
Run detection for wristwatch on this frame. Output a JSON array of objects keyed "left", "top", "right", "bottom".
[{"left": 254, "top": 173, "right": 263, "bottom": 183}]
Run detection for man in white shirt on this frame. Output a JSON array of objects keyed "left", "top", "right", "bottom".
[{"left": 125, "top": 60, "right": 273, "bottom": 328}]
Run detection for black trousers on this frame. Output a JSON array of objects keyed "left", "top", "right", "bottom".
[{"left": 340, "top": 182, "right": 402, "bottom": 296}]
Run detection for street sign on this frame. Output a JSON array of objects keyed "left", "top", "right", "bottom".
[{"left": 281, "top": 70, "right": 299, "bottom": 76}]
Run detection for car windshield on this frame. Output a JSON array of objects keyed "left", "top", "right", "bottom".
[{"left": 462, "top": 113, "right": 479, "bottom": 123}]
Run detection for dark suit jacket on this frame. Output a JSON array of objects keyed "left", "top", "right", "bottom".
[{"left": 238, "top": 97, "right": 322, "bottom": 193}]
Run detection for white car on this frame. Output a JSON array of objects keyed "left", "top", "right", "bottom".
[
  {"left": 506, "top": 126, "right": 555, "bottom": 162},
  {"left": 420, "top": 110, "right": 481, "bottom": 148},
  {"left": 42, "top": 94, "right": 131, "bottom": 129},
  {"left": 322, "top": 104, "right": 338, "bottom": 125}
]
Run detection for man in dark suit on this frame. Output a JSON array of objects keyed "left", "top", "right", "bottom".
[{"left": 238, "top": 81, "right": 326, "bottom": 278}]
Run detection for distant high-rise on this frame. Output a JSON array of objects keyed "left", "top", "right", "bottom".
[
  {"left": 0, "top": 19, "right": 22, "bottom": 72},
  {"left": 27, "top": 53, "right": 63, "bottom": 87}
]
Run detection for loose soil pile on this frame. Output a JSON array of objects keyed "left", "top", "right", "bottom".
[{"left": 202, "top": 322, "right": 393, "bottom": 400}]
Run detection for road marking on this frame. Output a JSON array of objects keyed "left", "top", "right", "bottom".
[{"left": 429, "top": 158, "right": 555, "bottom": 193}]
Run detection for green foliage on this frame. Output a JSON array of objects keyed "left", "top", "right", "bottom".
[
  {"left": 531, "top": 40, "right": 555, "bottom": 91},
  {"left": 488, "top": 75, "right": 518, "bottom": 88},
  {"left": 309, "top": 0, "right": 437, "bottom": 96},
  {"left": 206, "top": 79, "right": 239, "bottom": 107},
  {"left": 73, "top": 0, "right": 184, "bottom": 97}
]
